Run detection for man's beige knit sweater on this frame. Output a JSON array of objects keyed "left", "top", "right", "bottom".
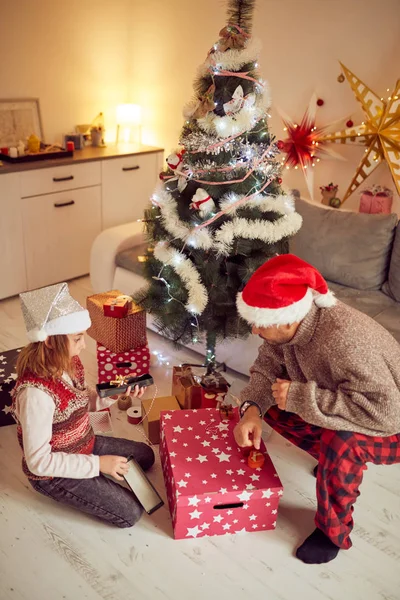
[{"left": 240, "top": 301, "right": 400, "bottom": 436}]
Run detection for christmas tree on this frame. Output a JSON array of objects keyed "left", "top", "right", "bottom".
[{"left": 136, "top": 0, "right": 302, "bottom": 366}]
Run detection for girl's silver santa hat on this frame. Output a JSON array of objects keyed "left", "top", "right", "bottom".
[
  {"left": 237, "top": 254, "right": 336, "bottom": 327},
  {"left": 20, "top": 282, "right": 91, "bottom": 342}
]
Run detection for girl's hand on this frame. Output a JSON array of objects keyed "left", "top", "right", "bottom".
[
  {"left": 130, "top": 384, "right": 145, "bottom": 399},
  {"left": 99, "top": 455, "right": 129, "bottom": 481}
]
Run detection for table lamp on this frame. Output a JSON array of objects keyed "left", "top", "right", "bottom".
[{"left": 116, "top": 104, "right": 142, "bottom": 144}]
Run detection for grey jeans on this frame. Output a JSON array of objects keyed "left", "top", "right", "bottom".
[{"left": 29, "top": 436, "right": 155, "bottom": 528}]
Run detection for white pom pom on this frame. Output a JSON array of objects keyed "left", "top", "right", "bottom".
[
  {"left": 314, "top": 290, "right": 336, "bottom": 308},
  {"left": 190, "top": 188, "right": 215, "bottom": 217},
  {"left": 36, "top": 329, "right": 48, "bottom": 342}
]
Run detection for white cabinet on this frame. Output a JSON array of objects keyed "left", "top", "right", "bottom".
[
  {"left": 0, "top": 174, "right": 27, "bottom": 300},
  {"left": 0, "top": 146, "right": 163, "bottom": 298},
  {"left": 23, "top": 186, "right": 101, "bottom": 290},
  {"left": 102, "top": 152, "right": 163, "bottom": 228}
]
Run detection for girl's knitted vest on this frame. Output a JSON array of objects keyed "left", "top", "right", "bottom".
[{"left": 11, "top": 356, "right": 95, "bottom": 480}]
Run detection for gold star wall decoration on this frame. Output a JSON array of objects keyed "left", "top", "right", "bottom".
[{"left": 320, "top": 62, "right": 400, "bottom": 204}]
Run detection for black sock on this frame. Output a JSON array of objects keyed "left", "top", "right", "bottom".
[
  {"left": 313, "top": 465, "right": 318, "bottom": 478},
  {"left": 296, "top": 528, "right": 340, "bottom": 564}
]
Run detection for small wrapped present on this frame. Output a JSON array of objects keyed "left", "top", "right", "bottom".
[
  {"left": 320, "top": 182, "right": 339, "bottom": 206},
  {"left": 103, "top": 294, "right": 132, "bottom": 318},
  {"left": 96, "top": 343, "right": 150, "bottom": 384},
  {"left": 160, "top": 407, "right": 283, "bottom": 540},
  {"left": 96, "top": 373, "right": 154, "bottom": 398},
  {"left": 87, "top": 290, "right": 146, "bottom": 353},
  {"left": 141, "top": 395, "right": 181, "bottom": 444},
  {"left": 0, "top": 347, "right": 22, "bottom": 427},
  {"left": 172, "top": 364, "right": 230, "bottom": 410},
  {"left": 359, "top": 185, "right": 393, "bottom": 214}
]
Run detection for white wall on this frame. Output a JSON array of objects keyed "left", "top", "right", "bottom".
[
  {"left": 1, "top": 0, "right": 399, "bottom": 211},
  {"left": 129, "top": 0, "right": 400, "bottom": 211},
  {"left": 0, "top": 0, "right": 131, "bottom": 144}
]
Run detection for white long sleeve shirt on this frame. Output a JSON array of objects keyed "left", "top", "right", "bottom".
[{"left": 14, "top": 374, "right": 114, "bottom": 479}]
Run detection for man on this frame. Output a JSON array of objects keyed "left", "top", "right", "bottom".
[{"left": 234, "top": 253, "right": 400, "bottom": 564}]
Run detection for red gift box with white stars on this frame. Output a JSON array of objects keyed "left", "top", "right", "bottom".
[
  {"left": 160, "top": 407, "right": 283, "bottom": 540},
  {"left": 96, "top": 343, "right": 151, "bottom": 384}
]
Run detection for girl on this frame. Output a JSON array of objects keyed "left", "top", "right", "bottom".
[{"left": 12, "top": 282, "right": 154, "bottom": 528}]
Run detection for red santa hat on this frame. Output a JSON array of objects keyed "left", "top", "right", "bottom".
[{"left": 236, "top": 254, "right": 336, "bottom": 327}]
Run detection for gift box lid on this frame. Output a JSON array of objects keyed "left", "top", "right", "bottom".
[{"left": 161, "top": 408, "right": 283, "bottom": 507}]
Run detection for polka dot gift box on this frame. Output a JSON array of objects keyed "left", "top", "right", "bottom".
[
  {"left": 160, "top": 407, "right": 283, "bottom": 540},
  {"left": 97, "top": 343, "right": 151, "bottom": 385}
]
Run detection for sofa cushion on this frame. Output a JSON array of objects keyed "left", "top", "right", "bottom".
[
  {"left": 382, "top": 222, "right": 400, "bottom": 302},
  {"left": 115, "top": 243, "right": 148, "bottom": 276},
  {"left": 290, "top": 198, "right": 397, "bottom": 290}
]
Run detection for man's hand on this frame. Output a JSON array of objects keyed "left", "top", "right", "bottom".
[
  {"left": 233, "top": 405, "right": 263, "bottom": 450},
  {"left": 99, "top": 455, "right": 129, "bottom": 481},
  {"left": 271, "top": 378, "right": 291, "bottom": 410}
]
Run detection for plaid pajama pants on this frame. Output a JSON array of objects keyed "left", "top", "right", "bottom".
[{"left": 264, "top": 406, "right": 400, "bottom": 549}]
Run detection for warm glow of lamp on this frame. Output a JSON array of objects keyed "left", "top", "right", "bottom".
[{"left": 116, "top": 104, "right": 142, "bottom": 144}]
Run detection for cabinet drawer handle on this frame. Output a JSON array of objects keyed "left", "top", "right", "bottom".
[
  {"left": 122, "top": 165, "right": 140, "bottom": 171},
  {"left": 54, "top": 200, "right": 75, "bottom": 208},
  {"left": 53, "top": 175, "right": 74, "bottom": 182}
]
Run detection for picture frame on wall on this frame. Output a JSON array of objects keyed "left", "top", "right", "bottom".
[{"left": 0, "top": 98, "right": 43, "bottom": 147}]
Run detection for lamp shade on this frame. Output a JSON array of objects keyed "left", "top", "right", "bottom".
[{"left": 116, "top": 104, "right": 142, "bottom": 126}]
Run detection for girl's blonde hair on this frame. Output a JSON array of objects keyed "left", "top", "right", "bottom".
[{"left": 16, "top": 335, "right": 75, "bottom": 380}]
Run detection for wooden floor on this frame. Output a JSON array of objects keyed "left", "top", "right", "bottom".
[{"left": 1, "top": 277, "right": 400, "bottom": 600}]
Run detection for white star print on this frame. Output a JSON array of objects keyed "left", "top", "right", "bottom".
[
  {"left": 195, "top": 435, "right": 200, "bottom": 440},
  {"left": 170, "top": 451, "right": 177, "bottom": 458},
  {"left": 222, "top": 523, "right": 231, "bottom": 531},
  {"left": 210, "top": 473, "right": 217, "bottom": 479},
  {"left": 266, "top": 502, "right": 271, "bottom": 507},
  {"left": 186, "top": 526, "right": 201, "bottom": 538},
  {"left": 232, "top": 485, "right": 239, "bottom": 490},
  {"left": 185, "top": 473, "right": 191, "bottom": 478},
  {"left": 212, "top": 448, "right": 220, "bottom": 454},
  {"left": 202, "top": 480, "right": 208, "bottom": 484},
  {"left": 172, "top": 438, "right": 177, "bottom": 443},
  {"left": 272, "top": 509, "right": 277, "bottom": 515},
  {"left": 243, "top": 504, "right": 249, "bottom": 510},
  {"left": 184, "top": 414, "right": 189, "bottom": 418},
  {"left": 252, "top": 524, "right": 258, "bottom": 529},
  {"left": 219, "top": 488, "right": 227, "bottom": 495},
  {"left": 183, "top": 443, "right": 188, "bottom": 447},
  {"left": 163, "top": 413, "right": 172, "bottom": 420},
  {"left": 199, "top": 421, "right": 206, "bottom": 426},
  {"left": 196, "top": 454, "right": 208, "bottom": 463},
  {"left": 210, "top": 418, "right": 215, "bottom": 422},
  {"left": 9, "top": 373, "right": 17, "bottom": 380},
  {"left": 211, "top": 435, "right": 218, "bottom": 441},
  {"left": 226, "top": 446, "right": 232, "bottom": 451},
  {"left": 246, "top": 484, "right": 256, "bottom": 490},
  {"left": 278, "top": 490, "right": 283, "bottom": 496},
  {"left": 262, "top": 489, "right": 274, "bottom": 499},
  {"left": 250, "top": 474, "right": 260, "bottom": 481},
  {"left": 200, "top": 523, "right": 210, "bottom": 530},
  {"left": 2, "top": 405, "right": 12, "bottom": 415},
  {"left": 249, "top": 514, "right": 257, "bottom": 521},
  {"left": 227, "top": 510, "right": 233, "bottom": 515},
  {"left": 217, "top": 452, "right": 231, "bottom": 463},
  {"left": 226, "top": 469, "right": 233, "bottom": 475},
  {"left": 213, "top": 514, "right": 224, "bottom": 523},
  {"left": 187, "top": 426, "right": 193, "bottom": 431},
  {"left": 189, "top": 509, "right": 202, "bottom": 520},
  {"left": 272, "top": 521, "right": 276, "bottom": 527},
  {"left": 201, "top": 440, "right": 211, "bottom": 447},
  {"left": 216, "top": 422, "right": 229, "bottom": 432},
  {"left": 222, "top": 434, "right": 228, "bottom": 438},
  {"left": 173, "top": 425, "right": 184, "bottom": 433},
  {"left": 188, "top": 495, "right": 200, "bottom": 506},
  {"left": 204, "top": 497, "right": 212, "bottom": 503},
  {"left": 237, "top": 490, "right": 253, "bottom": 502},
  {"left": 237, "top": 469, "right": 245, "bottom": 476},
  {"left": 186, "top": 457, "right": 193, "bottom": 462},
  {"left": 177, "top": 480, "right": 187, "bottom": 488},
  {"left": 0, "top": 355, "right": 5, "bottom": 361}
]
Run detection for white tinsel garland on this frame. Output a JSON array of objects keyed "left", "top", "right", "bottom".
[
  {"left": 201, "top": 39, "right": 262, "bottom": 73},
  {"left": 219, "top": 192, "right": 295, "bottom": 215},
  {"left": 154, "top": 242, "right": 208, "bottom": 315},
  {"left": 213, "top": 213, "right": 303, "bottom": 256},
  {"left": 153, "top": 185, "right": 213, "bottom": 250},
  {"left": 196, "top": 90, "right": 271, "bottom": 139}
]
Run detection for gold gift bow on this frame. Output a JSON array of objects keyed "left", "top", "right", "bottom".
[{"left": 110, "top": 375, "right": 131, "bottom": 387}]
